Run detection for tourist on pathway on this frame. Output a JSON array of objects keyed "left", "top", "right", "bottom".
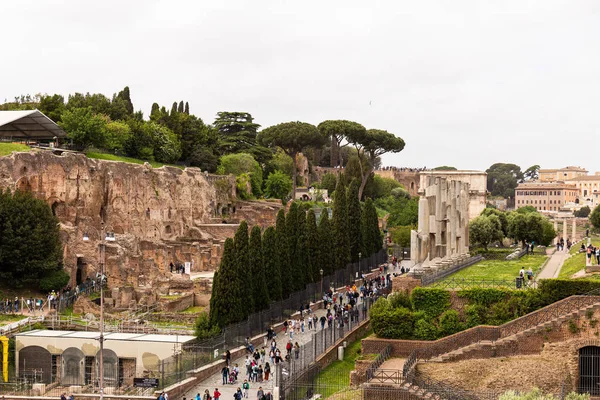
[
  {"left": 225, "top": 350, "right": 231, "bottom": 366},
  {"left": 257, "top": 387, "right": 264, "bottom": 400},
  {"left": 221, "top": 365, "right": 229, "bottom": 385},
  {"left": 202, "top": 389, "right": 211, "bottom": 400},
  {"left": 264, "top": 362, "right": 271, "bottom": 380},
  {"left": 243, "top": 380, "right": 250, "bottom": 398},
  {"left": 214, "top": 388, "right": 221, "bottom": 400},
  {"left": 195, "top": 393, "right": 201, "bottom": 400},
  {"left": 234, "top": 388, "right": 243, "bottom": 400}
]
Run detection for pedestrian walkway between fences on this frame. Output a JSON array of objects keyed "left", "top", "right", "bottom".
[{"left": 537, "top": 248, "right": 569, "bottom": 279}]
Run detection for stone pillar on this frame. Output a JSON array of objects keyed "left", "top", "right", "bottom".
[
  {"left": 572, "top": 219, "right": 577, "bottom": 242},
  {"left": 553, "top": 220, "right": 558, "bottom": 244},
  {"left": 563, "top": 220, "right": 568, "bottom": 243}
]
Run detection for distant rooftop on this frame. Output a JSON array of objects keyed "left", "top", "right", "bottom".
[
  {"left": 16, "top": 329, "right": 196, "bottom": 343},
  {"left": 539, "top": 166, "right": 588, "bottom": 172},
  {"left": 0, "top": 109, "right": 67, "bottom": 140}
]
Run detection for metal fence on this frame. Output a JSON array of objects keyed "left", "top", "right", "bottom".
[
  {"left": 420, "top": 255, "right": 483, "bottom": 286},
  {"left": 425, "top": 277, "right": 531, "bottom": 291}
]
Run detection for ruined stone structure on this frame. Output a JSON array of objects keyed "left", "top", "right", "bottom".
[
  {"left": 410, "top": 175, "right": 471, "bottom": 274},
  {"left": 0, "top": 151, "right": 282, "bottom": 304},
  {"left": 374, "top": 169, "right": 420, "bottom": 197},
  {"left": 418, "top": 170, "right": 487, "bottom": 220}
]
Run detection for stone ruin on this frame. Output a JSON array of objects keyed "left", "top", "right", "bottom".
[
  {"left": 0, "top": 150, "right": 282, "bottom": 308},
  {"left": 410, "top": 175, "right": 471, "bottom": 275}
]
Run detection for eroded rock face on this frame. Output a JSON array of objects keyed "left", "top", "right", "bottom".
[{"left": 0, "top": 151, "right": 281, "bottom": 295}]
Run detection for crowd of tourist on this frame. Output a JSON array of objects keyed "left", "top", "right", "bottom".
[
  {"left": 556, "top": 237, "right": 572, "bottom": 252},
  {"left": 378, "top": 166, "right": 429, "bottom": 172},
  {"left": 584, "top": 243, "right": 600, "bottom": 265}
]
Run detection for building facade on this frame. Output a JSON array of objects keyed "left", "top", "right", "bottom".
[
  {"left": 565, "top": 174, "right": 600, "bottom": 207},
  {"left": 515, "top": 182, "right": 579, "bottom": 211},
  {"left": 539, "top": 166, "right": 588, "bottom": 182}
]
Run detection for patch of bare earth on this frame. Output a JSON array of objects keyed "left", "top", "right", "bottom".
[{"left": 417, "top": 355, "right": 564, "bottom": 394}]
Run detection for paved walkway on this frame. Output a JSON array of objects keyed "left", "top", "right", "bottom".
[
  {"left": 183, "top": 308, "right": 329, "bottom": 400},
  {"left": 537, "top": 249, "right": 569, "bottom": 279}
]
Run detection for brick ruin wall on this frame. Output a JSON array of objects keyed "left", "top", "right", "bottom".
[{"left": 0, "top": 151, "right": 282, "bottom": 301}]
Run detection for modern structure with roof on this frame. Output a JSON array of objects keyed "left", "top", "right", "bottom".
[
  {"left": 15, "top": 330, "right": 196, "bottom": 392},
  {"left": 0, "top": 109, "right": 67, "bottom": 142}
]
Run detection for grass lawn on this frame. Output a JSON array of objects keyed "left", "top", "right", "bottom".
[
  {"left": 0, "top": 314, "right": 28, "bottom": 326},
  {"left": 85, "top": 151, "right": 183, "bottom": 169},
  {"left": 182, "top": 306, "right": 205, "bottom": 314},
  {"left": 441, "top": 255, "right": 548, "bottom": 281},
  {"left": 0, "top": 142, "right": 29, "bottom": 157},
  {"left": 561, "top": 239, "right": 600, "bottom": 278},
  {"left": 315, "top": 330, "right": 374, "bottom": 398}
]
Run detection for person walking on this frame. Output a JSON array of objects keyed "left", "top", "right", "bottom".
[
  {"left": 195, "top": 393, "right": 201, "bottom": 400},
  {"left": 221, "top": 365, "right": 229, "bottom": 385},
  {"left": 264, "top": 362, "right": 271, "bottom": 381},
  {"left": 213, "top": 388, "right": 221, "bottom": 400},
  {"left": 203, "top": 389, "right": 211, "bottom": 400},
  {"left": 243, "top": 380, "right": 250, "bottom": 398},
  {"left": 257, "top": 387, "right": 264, "bottom": 400}
]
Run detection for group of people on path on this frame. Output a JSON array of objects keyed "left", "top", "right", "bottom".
[
  {"left": 556, "top": 237, "right": 572, "bottom": 252},
  {"left": 584, "top": 243, "right": 600, "bottom": 265},
  {"left": 183, "top": 386, "right": 272, "bottom": 400}
]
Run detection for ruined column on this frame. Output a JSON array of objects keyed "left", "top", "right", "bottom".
[
  {"left": 563, "top": 220, "right": 568, "bottom": 242},
  {"left": 572, "top": 219, "right": 577, "bottom": 242},
  {"left": 553, "top": 220, "right": 558, "bottom": 244}
]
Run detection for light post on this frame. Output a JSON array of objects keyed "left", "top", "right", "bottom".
[
  {"left": 83, "top": 225, "right": 114, "bottom": 400},
  {"left": 358, "top": 252, "right": 362, "bottom": 274},
  {"left": 319, "top": 269, "right": 324, "bottom": 300}
]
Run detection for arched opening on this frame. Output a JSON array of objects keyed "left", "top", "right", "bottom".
[
  {"left": 19, "top": 346, "right": 52, "bottom": 384},
  {"left": 579, "top": 346, "right": 600, "bottom": 395},
  {"left": 61, "top": 347, "right": 85, "bottom": 385},
  {"left": 76, "top": 257, "right": 86, "bottom": 285},
  {"left": 410, "top": 182, "right": 415, "bottom": 191},
  {"left": 95, "top": 349, "right": 119, "bottom": 388}
]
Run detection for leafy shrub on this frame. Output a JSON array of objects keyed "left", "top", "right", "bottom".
[
  {"left": 414, "top": 319, "right": 438, "bottom": 340},
  {"left": 370, "top": 297, "right": 415, "bottom": 339},
  {"left": 464, "top": 304, "right": 487, "bottom": 328},
  {"left": 39, "top": 270, "right": 70, "bottom": 292},
  {"left": 194, "top": 312, "right": 222, "bottom": 340},
  {"left": 438, "top": 310, "right": 462, "bottom": 336},
  {"left": 388, "top": 292, "right": 412, "bottom": 310},
  {"left": 538, "top": 279, "right": 600, "bottom": 304},
  {"left": 411, "top": 288, "right": 450, "bottom": 318},
  {"left": 458, "top": 288, "right": 509, "bottom": 307}
]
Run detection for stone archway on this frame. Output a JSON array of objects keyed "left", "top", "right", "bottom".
[
  {"left": 95, "top": 349, "right": 119, "bottom": 388},
  {"left": 579, "top": 345, "right": 600, "bottom": 395},
  {"left": 62, "top": 347, "right": 85, "bottom": 385},
  {"left": 19, "top": 346, "right": 52, "bottom": 383}
]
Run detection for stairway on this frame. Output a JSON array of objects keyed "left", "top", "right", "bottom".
[{"left": 431, "top": 302, "right": 600, "bottom": 363}]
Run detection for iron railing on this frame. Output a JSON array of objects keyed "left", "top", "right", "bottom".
[
  {"left": 364, "top": 345, "right": 392, "bottom": 381},
  {"left": 420, "top": 255, "right": 483, "bottom": 286},
  {"left": 426, "top": 277, "right": 529, "bottom": 291}
]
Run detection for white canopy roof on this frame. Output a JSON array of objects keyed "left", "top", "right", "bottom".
[{"left": 0, "top": 109, "right": 67, "bottom": 140}]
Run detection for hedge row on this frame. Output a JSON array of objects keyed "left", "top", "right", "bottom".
[{"left": 370, "top": 280, "right": 600, "bottom": 340}]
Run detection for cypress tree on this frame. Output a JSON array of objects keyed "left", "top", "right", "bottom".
[
  {"left": 305, "top": 210, "right": 319, "bottom": 283},
  {"left": 178, "top": 100, "right": 184, "bottom": 113},
  {"left": 263, "top": 226, "right": 282, "bottom": 300},
  {"left": 276, "top": 210, "right": 292, "bottom": 298},
  {"left": 209, "top": 238, "right": 244, "bottom": 327},
  {"left": 333, "top": 178, "right": 350, "bottom": 270},
  {"left": 184, "top": 101, "right": 190, "bottom": 114},
  {"left": 318, "top": 210, "right": 335, "bottom": 276},
  {"left": 292, "top": 208, "right": 306, "bottom": 291},
  {"left": 150, "top": 103, "right": 160, "bottom": 118},
  {"left": 347, "top": 180, "right": 363, "bottom": 262},
  {"left": 170, "top": 102, "right": 178, "bottom": 116},
  {"left": 362, "top": 198, "right": 382, "bottom": 255},
  {"left": 234, "top": 221, "right": 253, "bottom": 317},
  {"left": 249, "top": 226, "right": 270, "bottom": 311}
]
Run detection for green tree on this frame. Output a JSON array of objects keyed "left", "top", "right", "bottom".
[
  {"left": 574, "top": 206, "right": 591, "bottom": 218},
  {"left": 264, "top": 170, "right": 292, "bottom": 202},
  {"left": 469, "top": 215, "right": 504, "bottom": 251},
  {"left": 317, "top": 120, "right": 366, "bottom": 167},
  {"left": 362, "top": 198, "right": 382, "bottom": 255},
  {"left": 249, "top": 226, "right": 270, "bottom": 311},
  {"left": 345, "top": 128, "right": 405, "bottom": 200},
  {"left": 386, "top": 197, "right": 419, "bottom": 228},
  {"left": 258, "top": 121, "right": 327, "bottom": 199},
  {"left": 104, "top": 120, "right": 132, "bottom": 153},
  {"left": 233, "top": 221, "right": 253, "bottom": 317},
  {"left": 144, "top": 121, "right": 182, "bottom": 163},
  {"left": 481, "top": 208, "right": 510, "bottom": 237},
  {"left": 276, "top": 210, "right": 292, "bottom": 298},
  {"left": 178, "top": 101, "right": 184, "bottom": 113},
  {"left": 209, "top": 238, "right": 244, "bottom": 327},
  {"left": 170, "top": 102, "right": 178, "bottom": 116},
  {"left": 389, "top": 225, "right": 413, "bottom": 247},
  {"left": 218, "top": 153, "right": 263, "bottom": 197},
  {"left": 214, "top": 112, "right": 269, "bottom": 162},
  {"left": 150, "top": 103, "right": 160, "bottom": 118},
  {"left": 432, "top": 166, "right": 457, "bottom": 171},
  {"left": 263, "top": 226, "right": 282, "bottom": 300},
  {"left": 0, "top": 189, "right": 65, "bottom": 289},
  {"left": 591, "top": 206, "right": 600, "bottom": 232},
  {"left": 318, "top": 210, "right": 335, "bottom": 276},
  {"left": 306, "top": 210, "right": 320, "bottom": 283},
  {"left": 508, "top": 211, "right": 545, "bottom": 246},
  {"left": 286, "top": 203, "right": 300, "bottom": 286},
  {"left": 38, "top": 94, "right": 66, "bottom": 122},
  {"left": 292, "top": 207, "right": 307, "bottom": 290},
  {"left": 319, "top": 172, "right": 338, "bottom": 196},
  {"left": 115, "top": 86, "right": 134, "bottom": 116},
  {"left": 486, "top": 163, "right": 523, "bottom": 198},
  {"left": 372, "top": 176, "right": 403, "bottom": 199},
  {"left": 523, "top": 165, "right": 540, "bottom": 181},
  {"left": 59, "top": 107, "right": 107, "bottom": 148},
  {"left": 332, "top": 179, "right": 350, "bottom": 269},
  {"left": 184, "top": 102, "right": 190, "bottom": 114},
  {"left": 347, "top": 180, "right": 363, "bottom": 262}
]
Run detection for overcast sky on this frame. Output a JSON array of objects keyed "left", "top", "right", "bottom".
[{"left": 2, "top": 0, "right": 599, "bottom": 172}]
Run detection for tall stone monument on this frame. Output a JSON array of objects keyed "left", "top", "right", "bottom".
[{"left": 410, "top": 175, "right": 471, "bottom": 274}]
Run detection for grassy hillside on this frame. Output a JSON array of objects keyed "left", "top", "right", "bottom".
[{"left": 0, "top": 143, "right": 29, "bottom": 157}]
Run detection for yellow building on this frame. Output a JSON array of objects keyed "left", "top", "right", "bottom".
[
  {"left": 565, "top": 174, "right": 600, "bottom": 206},
  {"left": 515, "top": 182, "right": 579, "bottom": 211},
  {"left": 539, "top": 166, "right": 588, "bottom": 182}
]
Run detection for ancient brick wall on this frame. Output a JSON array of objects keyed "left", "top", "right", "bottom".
[{"left": 0, "top": 151, "right": 281, "bottom": 295}]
